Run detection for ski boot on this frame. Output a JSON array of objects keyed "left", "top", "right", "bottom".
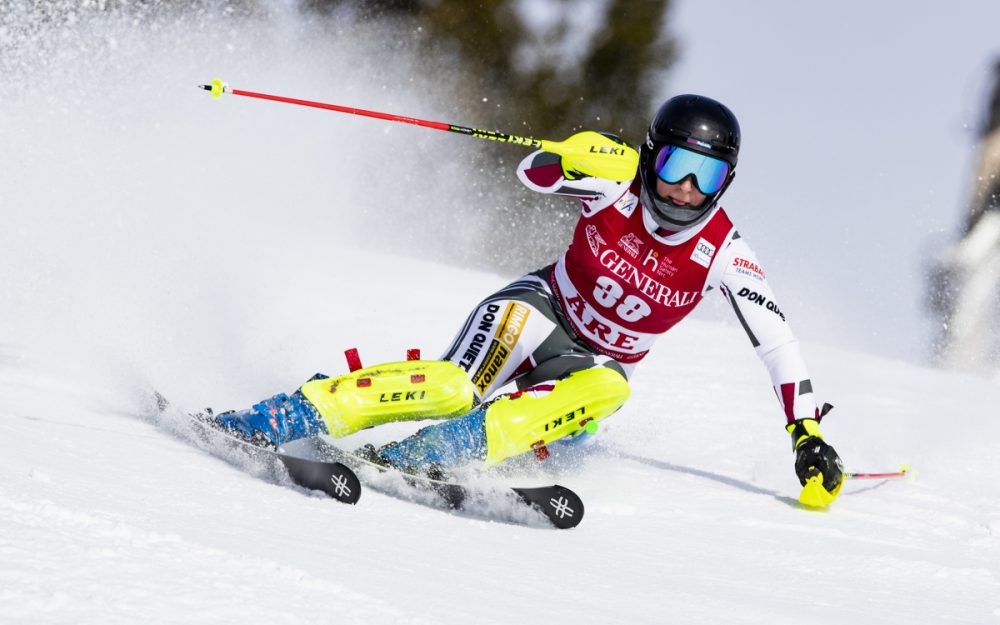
[
  {"left": 353, "top": 412, "right": 487, "bottom": 509},
  {"left": 349, "top": 367, "right": 628, "bottom": 511},
  {"left": 355, "top": 366, "right": 629, "bottom": 472},
  {"left": 354, "top": 406, "right": 488, "bottom": 476},
  {"left": 212, "top": 389, "right": 327, "bottom": 450},
  {"left": 787, "top": 409, "right": 845, "bottom": 507}
]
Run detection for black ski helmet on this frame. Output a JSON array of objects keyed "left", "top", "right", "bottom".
[{"left": 639, "top": 94, "right": 741, "bottom": 229}]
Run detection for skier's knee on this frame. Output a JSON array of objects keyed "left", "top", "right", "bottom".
[
  {"left": 299, "top": 360, "right": 476, "bottom": 437},
  {"left": 483, "top": 367, "right": 630, "bottom": 467}
]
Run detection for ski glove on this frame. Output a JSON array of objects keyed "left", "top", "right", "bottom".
[{"left": 787, "top": 418, "right": 844, "bottom": 507}]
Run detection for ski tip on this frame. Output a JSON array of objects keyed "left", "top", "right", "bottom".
[
  {"left": 327, "top": 463, "right": 362, "bottom": 505},
  {"left": 514, "top": 484, "right": 585, "bottom": 529},
  {"left": 546, "top": 485, "right": 585, "bottom": 529},
  {"left": 279, "top": 454, "right": 362, "bottom": 505}
]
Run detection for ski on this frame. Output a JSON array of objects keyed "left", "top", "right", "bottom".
[
  {"left": 153, "top": 391, "right": 582, "bottom": 527},
  {"left": 154, "top": 393, "right": 361, "bottom": 505},
  {"left": 281, "top": 436, "right": 585, "bottom": 529},
  {"left": 510, "top": 485, "right": 584, "bottom": 530},
  {"left": 268, "top": 447, "right": 362, "bottom": 505}
]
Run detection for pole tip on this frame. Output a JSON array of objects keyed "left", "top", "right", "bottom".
[
  {"left": 209, "top": 78, "right": 227, "bottom": 99},
  {"left": 197, "top": 79, "right": 229, "bottom": 99}
]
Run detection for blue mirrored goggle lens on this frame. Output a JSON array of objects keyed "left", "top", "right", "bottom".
[{"left": 654, "top": 145, "right": 730, "bottom": 195}]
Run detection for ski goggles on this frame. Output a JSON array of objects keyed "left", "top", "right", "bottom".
[{"left": 654, "top": 145, "right": 731, "bottom": 195}]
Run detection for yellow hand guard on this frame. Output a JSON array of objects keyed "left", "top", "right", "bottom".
[
  {"left": 483, "top": 367, "right": 630, "bottom": 467},
  {"left": 799, "top": 473, "right": 844, "bottom": 508},
  {"left": 787, "top": 418, "right": 845, "bottom": 508},
  {"left": 301, "top": 360, "right": 475, "bottom": 438},
  {"left": 555, "top": 131, "right": 639, "bottom": 182}
]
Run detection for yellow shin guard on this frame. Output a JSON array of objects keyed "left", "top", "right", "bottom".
[
  {"left": 300, "top": 360, "right": 475, "bottom": 438},
  {"left": 483, "top": 367, "right": 630, "bottom": 467}
]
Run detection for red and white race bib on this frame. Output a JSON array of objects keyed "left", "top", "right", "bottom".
[{"left": 551, "top": 183, "right": 734, "bottom": 363}]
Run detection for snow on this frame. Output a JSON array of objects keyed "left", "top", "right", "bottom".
[
  {"left": 3, "top": 241, "right": 1000, "bottom": 624},
  {"left": 2, "top": 3, "right": 1000, "bottom": 624}
]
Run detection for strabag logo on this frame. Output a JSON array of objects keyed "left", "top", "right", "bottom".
[
  {"left": 690, "top": 237, "right": 716, "bottom": 268},
  {"left": 728, "top": 257, "right": 765, "bottom": 283},
  {"left": 472, "top": 302, "right": 531, "bottom": 393}
]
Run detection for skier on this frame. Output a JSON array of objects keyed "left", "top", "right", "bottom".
[{"left": 213, "top": 94, "right": 845, "bottom": 506}]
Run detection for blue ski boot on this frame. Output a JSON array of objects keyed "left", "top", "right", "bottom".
[
  {"left": 213, "top": 389, "right": 327, "bottom": 450},
  {"left": 358, "top": 406, "right": 488, "bottom": 475}
]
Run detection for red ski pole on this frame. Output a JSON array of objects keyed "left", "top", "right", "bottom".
[
  {"left": 198, "top": 78, "right": 639, "bottom": 181},
  {"left": 844, "top": 463, "right": 910, "bottom": 480}
]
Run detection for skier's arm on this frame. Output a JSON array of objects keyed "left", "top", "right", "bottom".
[
  {"left": 708, "top": 235, "right": 819, "bottom": 422},
  {"left": 709, "top": 235, "right": 844, "bottom": 505},
  {"left": 516, "top": 142, "right": 633, "bottom": 213}
]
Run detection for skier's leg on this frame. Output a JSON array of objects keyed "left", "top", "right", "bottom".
[
  {"left": 506, "top": 337, "right": 634, "bottom": 449},
  {"left": 370, "top": 269, "right": 633, "bottom": 472},
  {"left": 214, "top": 269, "right": 612, "bottom": 452},
  {"left": 299, "top": 360, "right": 475, "bottom": 437},
  {"left": 372, "top": 365, "right": 630, "bottom": 472},
  {"left": 212, "top": 361, "right": 476, "bottom": 447},
  {"left": 439, "top": 274, "right": 561, "bottom": 403},
  {"left": 482, "top": 364, "right": 629, "bottom": 466},
  {"left": 228, "top": 271, "right": 564, "bottom": 446}
]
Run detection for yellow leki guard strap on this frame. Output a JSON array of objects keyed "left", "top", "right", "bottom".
[
  {"left": 483, "top": 367, "right": 630, "bottom": 467},
  {"left": 301, "top": 360, "right": 475, "bottom": 438}
]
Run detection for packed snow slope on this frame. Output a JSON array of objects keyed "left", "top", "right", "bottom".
[{"left": 3, "top": 242, "right": 1000, "bottom": 625}]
